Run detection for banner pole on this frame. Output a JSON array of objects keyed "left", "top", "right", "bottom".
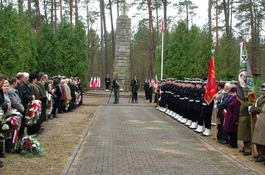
[{"left": 161, "top": 32, "right": 164, "bottom": 80}]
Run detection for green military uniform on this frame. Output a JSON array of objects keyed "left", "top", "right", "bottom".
[
  {"left": 238, "top": 104, "right": 253, "bottom": 153},
  {"left": 251, "top": 96, "right": 265, "bottom": 160}
]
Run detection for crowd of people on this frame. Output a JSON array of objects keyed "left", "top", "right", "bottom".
[
  {"left": 0, "top": 72, "right": 83, "bottom": 168},
  {"left": 155, "top": 78, "right": 265, "bottom": 165}
]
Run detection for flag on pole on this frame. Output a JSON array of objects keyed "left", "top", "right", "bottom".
[
  {"left": 204, "top": 56, "right": 217, "bottom": 104},
  {"left": 90, "top": 77, "right": 94, "bottom": 89},
  {"left": 93, "top": 77, "right": 97, "bottom": 89},
  {"left": 237, "top": 42, "right": 257, "bottom": 120},
  {"left": 161, "top": 18, "right": 165, "bottom": 33},
  {"left": 97, "top": 77, "right": 101, "bottom": 88}
]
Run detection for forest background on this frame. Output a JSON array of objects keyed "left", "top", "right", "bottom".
[{"left": 0, "top": 0, "right": 264, "bottom": 91}]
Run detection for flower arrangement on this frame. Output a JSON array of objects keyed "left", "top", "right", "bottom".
[
  {"left": 18, "top": 135, "right": 43, "bottom": 157},
  {"left": 0, "top": 109, "right": 22, "bottom": 142},
  {"left": 46, "top": 93, "right": 53, "bottom": 116},
  {"left": 25, "top": 100, "right": 42, "bottom": 126},
  {"left": 75, "top": 91, "right": 82, "bottom": 105},
  {"left": 63, "top": 98, "right": 70, "bottom": 110}
]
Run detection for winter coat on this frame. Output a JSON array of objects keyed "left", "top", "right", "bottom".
[
  {"left": 238, "top": 104, "right": 252, "bottom": 141},
  {"left": 223, "top": 95, "right": 240, "bottom": 133},
  {"left": 251, "top": 96, "right": 265, "bottom": 146}
]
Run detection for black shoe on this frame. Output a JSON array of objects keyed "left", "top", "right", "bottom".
[
  {"left": 239, "top": 149, "right": 245, "bottom": 153},
  {"left": 243, "top": 152, "right": 251, "bottom": 156},
  {"left": 53, "top": 115, "right": 59, "bottom": 118},
  {"left": 254, "top": 155, "right": 259, "bottom": 159},
  {"left": 220, "top": 140, "right": 229, "bottom": 145},
  {"left": 255, "top": 158, "right": 265, "bottom": 162},
  {"left": 0, "top": 154, "right": 6, "bottom": 158},
  {"left": 0, "top": 161, "right": 3, "bottom": 167}
]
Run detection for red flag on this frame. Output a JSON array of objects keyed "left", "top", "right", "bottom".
[
  {"left": 204, "top": 56, "right": 217, "bottom": 104},
  {"left": 90, "top": 77, "right": 94, "bottom": 89},
  {"left": 93, "top": 77, "right": 97, "bottom": 89},
  {"left": 161, "top": 18, "right": 165, "bottom": 33}
]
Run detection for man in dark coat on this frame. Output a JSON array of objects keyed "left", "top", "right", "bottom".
[
  {"left": 18, "top": 72, "right": 35, "bottom": 137},
  {"left": 112, "top": 76, "right": 120, "bottom": 104},
  {"left": 144, "top": 79, "right": 149, "bottom": 100},
  {"left": 104, "top": 74, "right": 111, "bottom": 92},
  {"left": 147, "top": 82, "right": 153, "bottom": 103},
  {"left": 131, "top": 76, "right": 139, "bottom": 103}
]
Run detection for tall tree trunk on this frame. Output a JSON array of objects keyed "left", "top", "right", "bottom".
[
  {"left": 230, "top": 0, "right": 233, "bottom": 36},
  {"left": 249, "top": 0, "right": 257, "bottom": 74},
  {"left": 28, "top": 0, "right": 31, "bottom": 22},
  {"left": 222, "top": 0, "right": 230, "bottom": 37},
  {"left": 70, "top": 0, "right": 73, "bottom": 25},
  {"left": 75, "top": 0, "right": 79, "bottom": 24},
  {"left": 35, "top": 0, "right": 41, "bottom": 37},
  {"left": 186, "top": 2, "right": 189, "bottom": 29},
  {"left": 100, "top": 0, "right": 106, "bottom": 78},
  {"left": 147, "top": 0, "right": 154, "bottom": 78},
  {"left": 109, "top": 0, "right": 115, "bottom": 75},
  {"left": 19, "top": 0, "right": 23, "bottom": 16},
  {"left": 208, "top": 0, "right": 212, "bottom": 37},
  {"left": 102, "top": 0, "right": 109, "bottom": 76},
  {"left": 51, "top": 0, "right": 54, "bottom": 30},
  {"left": 60, "top": 0, "right": 62, "bottom": 23},
  {"left": 216, "top": 0, "right": 218, "bottom": 46},
  {"left": 44, "top": 0, "right": 48, "bottom": 23},
  {"left": 55, "top": 0, "right": 57, "bottom": 33},
  {"left": 87, "top": 0, "right": 92, "bottom": 83}
]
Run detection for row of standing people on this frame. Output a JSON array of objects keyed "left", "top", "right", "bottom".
[
  {"left": 156, "top": 78, "right": 265, "bottom": 165},
  {"left": 0, "top": 72, "right": 82, "bottom": 168}
]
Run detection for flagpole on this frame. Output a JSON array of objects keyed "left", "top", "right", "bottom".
[{"left": 161, "top": 32, "right": 164, "bottom": 80}]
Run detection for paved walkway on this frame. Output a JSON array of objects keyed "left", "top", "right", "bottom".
[{"left": 62, "top": 97, "right": 260, "bottom": 175}]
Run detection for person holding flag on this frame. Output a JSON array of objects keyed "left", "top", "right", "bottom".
[
  {"left": 195, "top": 55, "right": 217, "bottom": 136},
  {"left": 237, "top": 42, "right": 256, "bottom": 156}
]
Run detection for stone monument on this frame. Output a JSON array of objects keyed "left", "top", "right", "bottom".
[{"left": 113, "top": 0, "right": 131, "bottom": 91}]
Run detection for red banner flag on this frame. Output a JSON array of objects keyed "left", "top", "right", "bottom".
[
  {"left": 204, "top": 56, "right": 217, "bottom": 104},
  {"left": 161, "top": 18, "right": 165, "bottom": 33},
  {"left": 90, "top": 77, "right": 94, "bottom": 89}
]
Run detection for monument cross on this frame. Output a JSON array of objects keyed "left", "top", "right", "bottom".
[{"left": 120, "top": 0, "right": 129, "bottom": 16}]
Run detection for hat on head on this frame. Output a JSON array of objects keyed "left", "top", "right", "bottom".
[
  {"left": 225, "top": 83, "right": 232, "bottom": 90},
  {"left": 261, "top": 83, "right": 265, "bottom": 91}
]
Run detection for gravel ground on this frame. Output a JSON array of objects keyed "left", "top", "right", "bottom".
[{"left": 0, "top": 96, "right": 100, "bottom": 175}]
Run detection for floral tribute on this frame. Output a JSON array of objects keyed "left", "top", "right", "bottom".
[
  {"left": 63, "top": 98, "right": 70, "bottom": 110},
  {"left": 18, "top": 135, "right": 43, "bottom": 157},
  {"left": 25, "top": 100, "right": 42, "bottom": 126},
  {"left": 75, "top": 91, "right": 82, "bottom": 105},
  {"left": 0, "top": 110, "right": 22, "bottom": 143},
  {"left": 46, "top": 93, "right": 53, "bottom": 116},
  {"left": 0, "top": 109, "right": 21, "bottom": 142}
]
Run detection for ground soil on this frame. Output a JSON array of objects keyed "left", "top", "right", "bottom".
[
  {"left": 0, "top": 95, "right": 264, "bottom": 175},
  {"left": 0, "top": 96, "right": 101, "bottom": 175}
]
